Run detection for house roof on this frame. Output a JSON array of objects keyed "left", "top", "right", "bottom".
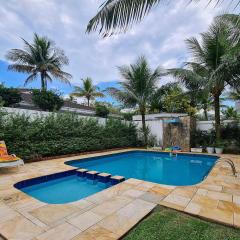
[{"left": 18, "top": 89, "right": 94, "bottom": 111}]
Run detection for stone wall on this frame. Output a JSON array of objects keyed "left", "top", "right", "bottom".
[{"left": 162, "top": 116, "right": 191, "bottom": 152}]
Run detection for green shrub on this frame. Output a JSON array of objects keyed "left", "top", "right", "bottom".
[
  {"left": 95, "top": 104, "right": 110, "bottom": 117},
  {"left": 32, "top": 90, "right": 64, "bottom": 111},
  {"left": 0, "top": 84, "right": 21, "bottom": 106},
  {"left": 191, "top": 123, "right": 240, "bottom": 153},
  {"left": 0, "top": 112, "right": 138, "bottom": 161}
]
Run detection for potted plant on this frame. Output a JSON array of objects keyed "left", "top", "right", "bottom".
[
  {"left": 215, "top": 140, "right": 224, "bottom": 154},
  {"left": 191, "top": 146, "right": 203, "bottom": 153},
  {"left": 206, "top": 143, "right": 215, "bottom": 154}
]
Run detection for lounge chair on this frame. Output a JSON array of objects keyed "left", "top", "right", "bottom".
[{"left": 0, "top": 141, "right": 24, "bottom": 168}]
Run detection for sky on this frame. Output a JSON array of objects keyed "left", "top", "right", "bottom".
[{"left": 0, "top": 0, "right": 238, "bottom": 105}]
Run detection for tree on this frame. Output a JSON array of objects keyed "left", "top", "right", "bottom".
[
  {"left": 86, "top": 0, "right": 239, "bottom": 36},
  {"left": 95, "top": 104, "right": 110, "bottom": 117},
  {"left": 167, "top": 67, "right": 212, "bottom": 120},
  {"left": 149, "top": 82, "right": 196, "bottom": 115},
  {"left": 222, "top": 106, "right": 238, "bottom": 120},
  {"left": 0, "top": 84, "right": 21, "bottom": 107},
  {"left": 170, "top": 15, "right": 240, "bottom": 141},
  {"left": 6, "top": 33, "right": 72, "bottom": 91},
  {"left": 32, "top": 89, "right": 64, "bottom": 111},
  {"left": 71, "top": 78, "right": 104, "bottom": 107},
  {"left": 107, "top": 56, "right": 162, "bottom": 144}
]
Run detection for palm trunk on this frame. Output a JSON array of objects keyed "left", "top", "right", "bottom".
[
  {"left": 203, "top": 107, "right": 208, "bottom": 121},
  {"left": 141, "top": 111, "right": 147, "bottom": 146},
  {"left": 40, "top": 72, "right": 46, "bottom": 91},
  {"left": 87, "top": 97, "right": 90, "bottom": 107},
  {"left": 214, "top": 94, "right": 221, "bottom": 141}
]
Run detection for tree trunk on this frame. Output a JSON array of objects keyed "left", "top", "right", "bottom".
[
  {"left": 141, "top": 112, "right": 148, "bottom": 146},
  {"left": 87, "top": 97, "right": 90, "bottom": 107},
  {"left": 214, "top": 94, "right": 221, "bottom": 141},
  {"left": 40, "top": 72, "right": 46, "bottom": 91},
  {"left": 203, "top": 107, "right": 208, "bottom": 121}
]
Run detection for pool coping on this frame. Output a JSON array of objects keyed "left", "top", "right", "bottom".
[{"left": 0, "top": 148, "right": 240, "bottom": 240}]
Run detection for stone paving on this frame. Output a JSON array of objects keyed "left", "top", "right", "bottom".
[{"left": 0, "top": 149, "right": 240, "bottom": 239}]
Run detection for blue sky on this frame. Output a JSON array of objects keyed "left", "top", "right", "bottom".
[{"left": 0, "top": 0, "right": 237, "bottom": 106}]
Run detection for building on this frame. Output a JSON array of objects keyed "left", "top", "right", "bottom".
[{"left": 16, "top": 89, "right": 95, "bottom": 116}]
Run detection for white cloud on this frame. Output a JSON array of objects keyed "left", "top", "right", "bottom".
[{"left": 0, "top": 0, "right": 235, "bottom": 87}]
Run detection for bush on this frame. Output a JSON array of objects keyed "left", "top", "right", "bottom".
[
  {"left": 191, "top": 123, "right": 240, "bottom": 153},
  {"left": 0, "top": 112, "right": 139, "bottom": 161},
  {"left": 95, "top": 104, "right": 110, "bottom": 117},
  {"left": 32, "top": 90, "right": 64, "bottom": 111},
  {"left": 0, "top": 84, "right": 21, "bottom": 106},
  {"left": 122, "top": 112, "right": 134, "bottom": 121}
]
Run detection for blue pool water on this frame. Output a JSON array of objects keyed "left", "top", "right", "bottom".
[
  {"left": 14, "top": 171, "right": 109, "bottom": 204},
  {"left": 66, "top": 151, "right": 218, "bottom": 186}
]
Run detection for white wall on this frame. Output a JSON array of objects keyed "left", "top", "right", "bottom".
[
  {"left": 134, "top": 119, "right": 163, "bottom": 145},
  {"left": 1, "top": 107, "right": 130, "bottom": 127},
  {"left": 196, "top": 120, "right": 237, "bottom": 132},
  {"left": 2, "top": 107, "right": 107, "bottom": 125}
]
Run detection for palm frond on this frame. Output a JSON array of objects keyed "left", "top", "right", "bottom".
[
  {"left": 8, "top": 64, "right": 35, "bottom": 73},
  {"left": 86, "top": 0, "right": 239, "bottom": 36},
  {"left": 24, "top": 73, "right": 38, "bottom": 86}
]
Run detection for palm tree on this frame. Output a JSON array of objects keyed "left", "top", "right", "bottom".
[
  {"left": 222, "top": 106, "right": 238, "bottom": 120},
  {"left": 86, "top": 1, "right": 239, "bottom": 36},
  {"left": 169, "top": 15, "right": 240, "bottom": 140},
  {"left": 6, "top": 33, "right": 72, "bottom": 91},
  {"left": 71, "top": 78, "right": 104, "bottom": 106},
  {"left": 107, "top": 56, "right": 162, "bottom": 144}
]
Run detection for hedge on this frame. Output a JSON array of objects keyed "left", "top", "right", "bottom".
[{"left": 0, "top": 111, "right": 139, "bottom": 161}]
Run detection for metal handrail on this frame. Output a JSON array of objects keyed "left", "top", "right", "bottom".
[{"left": 216, "top": 158, "right": 237, "bottom": 177}]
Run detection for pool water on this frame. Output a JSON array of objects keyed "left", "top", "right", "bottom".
[
  {"left": 14, "top": 171, "right": 109, "bottom": 204},
  {"left": 66, "top": 151, "right": 218, "bottom": 186}
]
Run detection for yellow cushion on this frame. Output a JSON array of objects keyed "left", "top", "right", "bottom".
[
  {"left": 0, "top": 155, "right": 20, "bottom": 163},
  {"left": 0, "top": 142, "right": 8, "bottom": 156}
]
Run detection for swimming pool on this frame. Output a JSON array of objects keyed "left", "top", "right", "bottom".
[
  {"left": 66, "top": 151, "right": 218, "bottom": 186},
  {"left": 14, "top": 170, "right": 113, "bottom": 204}
]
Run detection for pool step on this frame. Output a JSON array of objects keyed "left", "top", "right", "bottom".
[
  {"left": 76, "top": 168, "right": 88, "bottom": 177},
  {"left": 86, "top": 171, "right": 99, "bottom": 180},
  {"left": 76, "top": 169, "right": 125, "bottom": 186},
  {"left": 97, "top": 172, "right": 111, "bottom": 183},
  {"left": 110, "top": 175, "right": 125, "bottom": 185}
]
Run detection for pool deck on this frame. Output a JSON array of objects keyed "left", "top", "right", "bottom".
[{"left": 0, "top": 149, "right": 240, "bottom": 240}]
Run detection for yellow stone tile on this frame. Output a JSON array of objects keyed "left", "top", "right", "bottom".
[
  {"left": 98, "top": 212, "right": 136, "bottom": 237},
  {"left": 98, "top": 199, "right": 155, "bottom": 236},
  {"left": 233, "top": 195, "right": 240, "bottom": 205},
  {"left": 72, "top": 224, "right": 118, "bottom": 240},
  {"left": 196, "top": 188, "right": 208, "bottom": 196},
  {"left": 0, "top": 215, "right": 43, "bottom": 240},
  {"left": 125, "top": 178, "right": 143, "bottom": 185},
  {"left": 218, "top": 201, "right": 240, "bottom": 214},
  {"left": 122, "top": 189, "right": 145, "bottom": 198},
  {"left": 68, "top": 211, "right": 103, "bottom": 231},
  {"left": 191, "top": 195, "right": 219, "bottom": 208},
  {"left": 199, "top": 207, "right": 233, "bottom": 225},
  {"left": 0, "top": 203, "right": 20, "bottom": 224},
  {"left": 91, "top": 196, "right": 132, "bottom": 217},
  {"left": 206, "top": 191, "right": 232, "bottom": 202},
  {"left": 149, "top": 186, "right": 172, "bottom": 196},
  {"left": 36, "top": 222, "right": 81, "bottom": 240},
  {"left": 234, "top": 213, "right": 240, "bottom": 228},
  {"left": 159, "top": 201, "right": 185, "bottom": 211},
  {"left": 172, "top": 187, "right": 197, "bottom": 198},
  {"left": 30, "top": 204, "right": 79, "bottom": 225},
  {"left": 201, "top": 184, "right": 223, "bottom": 192},
  {"left": 163, "top": 194, "right": 191, "bottom": 208},
  {"left": 70, "top": 199, "right": 94, "bottom": 210},
  {"left": 184, "top": 202, "right": 201, "bottom": 215}
]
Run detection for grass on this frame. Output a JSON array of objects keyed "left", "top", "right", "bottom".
[{"left": 124, "top": 206, "right": 240, "bottom": 240}]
